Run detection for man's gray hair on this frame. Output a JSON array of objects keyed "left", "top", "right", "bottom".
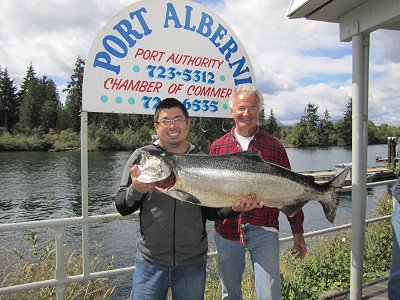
[{"left": 228, "top": 84, "right": 264, "bottom": 111}]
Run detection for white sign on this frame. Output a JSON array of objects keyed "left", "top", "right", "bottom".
[{"left": 82, "top": 0, "right": 256, "bottom": 118}]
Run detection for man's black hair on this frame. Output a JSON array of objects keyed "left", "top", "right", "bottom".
[{"left": 153, "top": 98, "right": 190, "bottom": 122}]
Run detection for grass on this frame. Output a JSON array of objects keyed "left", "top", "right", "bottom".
[
  {"left": 280, "top": 193, "right": 393, "bottom": 299},
  {"left": 0, "top": 231, "right": 114, "bottom": 300}
]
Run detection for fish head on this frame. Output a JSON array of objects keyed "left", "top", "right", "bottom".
[{"left": 137, "top": 150, "right": 176, "bottom": 189}]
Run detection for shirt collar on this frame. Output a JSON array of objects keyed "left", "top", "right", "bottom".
[{"left": 230, "top": 125, "right": 261, "bottom": 139}]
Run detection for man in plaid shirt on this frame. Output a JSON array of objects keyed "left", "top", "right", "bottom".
[{"left": 209, "top": 85, "right": 307, "bottom": 300}]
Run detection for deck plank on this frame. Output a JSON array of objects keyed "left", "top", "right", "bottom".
[{"left": 321, "top": 275, "right": 389, "bottom": 299}]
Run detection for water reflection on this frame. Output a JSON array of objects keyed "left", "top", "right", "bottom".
[
  {"left": 0, "top": 151, "right": 132, "bottom": 223},
  {"left": 286, "top": 144, "right": 387, "bottom": 172},
  {"left": 0, "top": 199, "right": 13, "bottom": 213}
]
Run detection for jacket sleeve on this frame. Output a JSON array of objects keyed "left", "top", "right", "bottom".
[
  {"left": 115, "top": 148, "right": 147, "bottom": 216},
  {"left": 115, "top": 186, "right": 146, "bottom": 216},
  {"left": 202, "top": 207, "right": 241, "bottom": 221}
]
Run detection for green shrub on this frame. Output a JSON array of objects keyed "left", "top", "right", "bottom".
[
  {"left": 0, "top": 132, "right": 17, "bottom": 150},
  {"left": 280, "top": 193, "right": 393, "bottom": 299},
  {"left": 114, "top": 128, "right": 137, "bottom": 150},
  {"left": 281, "top": 233, "right": 351, "bottom": 300},
  {"left": 0, "top": 133, "right": 52, "bottom": 151},
  {"left": 50, "top": 129, "right": 80, "bottom": 151},
  {"left": 363, "top": 194, "right": 393, "bottom": 279}
]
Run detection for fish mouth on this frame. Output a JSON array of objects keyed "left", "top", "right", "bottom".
[{"left": 155, "top": 171, "right": 176, "bottom": 189}]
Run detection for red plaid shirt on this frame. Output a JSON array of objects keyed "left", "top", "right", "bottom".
[{"left": 209, "top": 126, "right": 304, "bottom": 244}]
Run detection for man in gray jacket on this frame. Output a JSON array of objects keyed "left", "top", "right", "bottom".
[{"left": 115, "top": 98, "right": 258, "bottom": 300}]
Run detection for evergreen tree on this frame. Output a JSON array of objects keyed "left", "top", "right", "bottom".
[
  {"left": 293, "top": 114, "right": 308, "bottom": 146},
  {"left": 16, "top": 63, "right": 40, "bottom": 133},
  {"left": 318, "top": 109, "right": 335, "bottom": 145},
  {"left": 368, "top": 120, "right": 381, "bottom": 144},
  {"left": 38, "top": 76, "right": 62, "bottom": 132},
  {"left": 336, "top": 98, "right": 352, "bottom": 146},
  {"left": 0, "top": 68, "right": 18, "bottom": 130},
  {"left": 94, "top": 112, "right": 123, "bottom": 130},
  {"left": 303, "top": 103, "right": 320, "bottom": 146},
  {"left": 266, "top": 108, "right": 280, "bottom": 138},
  {"left": 17, "top": 62, "right": 36, "bottom": 101},
  {"left": 288, "top": 103, "right": 321, "bottom": 147},
  {"left": 17, "top": 79, "right": 43, "bottom": 131},
  {"left": 258, "top": 109, "right": 267, "bottom": 131},
  {"left": 63, "top": 56, "right": 85, "bottom": 132}
]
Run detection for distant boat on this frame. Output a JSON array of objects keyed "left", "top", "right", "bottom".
[
  {"left": 375, "top": 155, "right": 399, "bottom": 163},
  {"left": 375, "top": 155, "right": 388, "bottom": 163}
]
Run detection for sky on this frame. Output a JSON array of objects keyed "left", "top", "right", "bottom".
[{"left": 1, "top": 0, "right": 400, "bottom": 126}]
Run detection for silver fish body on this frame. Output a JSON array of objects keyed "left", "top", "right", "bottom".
[{"left": 137, "top": 150, "right": 350, "bottom": 223}]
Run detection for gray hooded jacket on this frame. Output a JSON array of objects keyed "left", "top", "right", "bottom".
[{"left": 115, "top": 143, "right": 239, "bottom": 267}]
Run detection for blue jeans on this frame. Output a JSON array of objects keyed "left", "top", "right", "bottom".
[
  {"left": 215, "top": 224, "right": 281, "bottom": 300},
  {"left": 130, "top": 254, "right": 206, "bottom": 300},
  {"left": 389, "top": 198, "right": 400, "bottom": 300}
]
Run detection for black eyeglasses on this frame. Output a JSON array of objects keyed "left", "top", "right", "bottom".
[{"left": 155, "top": 117, "right": 187, "bottom": 128}]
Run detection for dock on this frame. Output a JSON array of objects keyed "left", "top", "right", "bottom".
[{"left": 300, "top": 166, "right": 396, "bottom": 184}]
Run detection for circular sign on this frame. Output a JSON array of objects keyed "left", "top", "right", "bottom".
[{"left": 83, "top": 0, "right": 256, "bottom": 118}]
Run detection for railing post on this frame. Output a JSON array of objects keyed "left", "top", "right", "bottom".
[{"left": 55, "top": 226, "right": 66, "bottom": 300}]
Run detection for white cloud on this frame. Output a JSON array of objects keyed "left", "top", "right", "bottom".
[
  {"left": 208, "top": 0, "right": 400, "bottom": 126},
  {"left": 1, "top": 0, "right": 140, "bottom": 75},
  {"left": 266, "top": 83, "right": 352, "bottom": 126},
  {"left": 1, "top": 0, "right": 399, "bottom": 125},
  {"left": 0, "top": 0, "right": 135, "bottom": 101}
]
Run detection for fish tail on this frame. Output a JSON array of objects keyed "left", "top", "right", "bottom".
[{"left": 319, "top": 169, "right": 350, "bottom": 223}]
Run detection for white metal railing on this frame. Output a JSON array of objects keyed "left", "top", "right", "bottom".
[{"left": 0, "top": 179, "right": 395, "bottom": 298}]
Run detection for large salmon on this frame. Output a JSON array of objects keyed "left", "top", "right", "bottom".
[{"left": 137, "top": 150, "right": 349, "bottom": 223}]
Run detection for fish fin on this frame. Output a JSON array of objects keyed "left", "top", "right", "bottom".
[
  {"left": 233, "top": 151, "right": 264, "bottom": 162},
  {"left": 305, "top": 175, "right": 317, "bottom": 182},
  {"left": 280, "top": 201, "right": 308, "bottom": 217},
  {"left": 171, "top": 190, "right": 202, "bottom": 205},
  {"left": 319, "top": 168, "right": 350, "bottom": 223}
]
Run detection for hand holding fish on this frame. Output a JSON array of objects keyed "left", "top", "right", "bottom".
[
  {"left": 232, "top": 195, "right": 264, "bottom": 212},
  {"left": 130, "top": 165, "right": 156, "bottom": 193},
  {"left": 291, "top": 233, "right": 307, "bottom": 259}
]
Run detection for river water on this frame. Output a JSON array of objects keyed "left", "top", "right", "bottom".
[{"left": 0, "top": 144, "right": 394, "bottom": 298}]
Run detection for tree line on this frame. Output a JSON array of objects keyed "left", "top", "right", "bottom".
[{"left": 1, "top": 57, "right": 400, "bottom": 151}]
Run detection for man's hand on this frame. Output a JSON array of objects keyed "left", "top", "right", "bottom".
[
  {"left": 232, "top": 194, "right": 264, "bottom": 212},
  {"left": 130, "top": 165, "right": 156, "bottom": 193},
  {"left": 291, "top": 233, "right": 307, "bottom": 259}
]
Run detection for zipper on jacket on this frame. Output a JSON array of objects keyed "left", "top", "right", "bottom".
[{"left": 173, "top": 199, "right": 177, "bottom": 266}]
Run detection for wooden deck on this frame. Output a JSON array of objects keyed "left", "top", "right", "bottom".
[
  {"left": 300, "top": 166, "right": 396, "bottom": 184},
  {"left": 322, "top": 275, "right": 389, "bottom": 299}
]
